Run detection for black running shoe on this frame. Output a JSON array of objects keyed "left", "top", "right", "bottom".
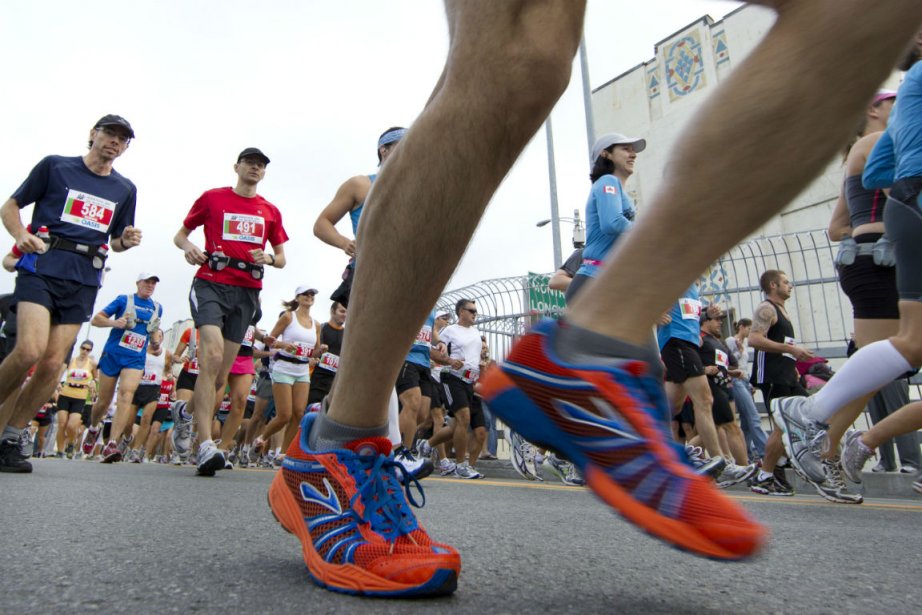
[{"left": 0, "top": 436, "right": 33, "bottom": 473}]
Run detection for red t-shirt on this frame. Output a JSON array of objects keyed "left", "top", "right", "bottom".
[{"left": 183, "top": 187, "right": 288, "bottom": 289}]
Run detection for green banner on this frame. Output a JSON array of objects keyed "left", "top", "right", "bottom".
[{"left": 527, "top": 272, "right": 567, "bottom": 319}]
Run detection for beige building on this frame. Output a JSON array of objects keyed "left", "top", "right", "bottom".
[{"left": 590, "top": 4, "right": 901, "bottom": 238}]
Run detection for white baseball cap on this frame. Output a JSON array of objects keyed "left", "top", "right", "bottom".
[
  {"left": 136, "top": 272, "right": 160, "bottom": 282},
  {"left": 591, "top": 132, "right": 647, "bottom": 164},
  {"left": 295, "top": 285, "right": 318, "bottom": 296}
]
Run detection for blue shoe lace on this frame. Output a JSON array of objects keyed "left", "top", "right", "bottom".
[{"left": 345, "top": 453, "right": 427, "bottom": 541}]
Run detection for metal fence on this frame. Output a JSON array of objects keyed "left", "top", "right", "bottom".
[{"left": 438, "top": 228, "right": 854, "bottom": 362}]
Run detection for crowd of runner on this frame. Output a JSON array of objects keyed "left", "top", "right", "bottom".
[{"left": 1, "top": 1, "right": 921, "bottom": 599}]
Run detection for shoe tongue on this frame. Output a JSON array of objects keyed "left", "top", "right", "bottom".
[{"left": 345, "top": 437, "right": 392, "bottom": 457}]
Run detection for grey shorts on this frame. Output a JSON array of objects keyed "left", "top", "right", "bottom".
[
  {"left": 255, "top": 372, "right": 273, "bottom": 400},
  {"left": 189, "top": 278, "right": 259, "bottom": 344}
]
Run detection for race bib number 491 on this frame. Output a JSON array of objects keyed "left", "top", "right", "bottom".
[
  {"left": 61, "top": 189, "right": 116, "bottom": 233},
  {"left": 222, "top": 213, "right": 265, "bottom": 243}
]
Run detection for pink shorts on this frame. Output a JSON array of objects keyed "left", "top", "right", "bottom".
[{"left": 230, "top": 354, "right": 256, "bottom": 376}]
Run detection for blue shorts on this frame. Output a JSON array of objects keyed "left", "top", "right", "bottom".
[
  {"left": 160, "top": 421, "right": 174, "bottom": 433},
  {"left": 98, "top": 349, "right": 146, "bottom": 377}
]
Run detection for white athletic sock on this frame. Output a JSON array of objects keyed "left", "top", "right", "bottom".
[
  {"left": 757, "top": 470, "right": 772, "bottom": 482},
  {"left": 810, "top": 340, "right": 912, "bottom": 423}
]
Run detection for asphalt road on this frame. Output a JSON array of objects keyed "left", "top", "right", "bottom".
[{"left": 3, "top": 459, "right": 921, "bottom": 614}]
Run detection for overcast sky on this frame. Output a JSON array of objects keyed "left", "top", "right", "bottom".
[{"left": 0, "top": 0, "right": 740, "bottom": 345}]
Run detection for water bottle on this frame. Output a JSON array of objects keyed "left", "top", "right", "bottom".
[
  {"left": 93, "top": 244, "right": 109, "bottom": 270},
  {"left": 211, "top": 245, "right": 227, "bottom": 271}
]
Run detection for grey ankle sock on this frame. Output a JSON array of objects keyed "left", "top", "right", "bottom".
[
  {"left": 308, "top": 404, "right": 389, "bottom": 452},
  {"left": 554, "top": 320, "right": 664, "bottom": 381},
  {"left": 2, "top": 425, "right": 22, "bottom": 441}
]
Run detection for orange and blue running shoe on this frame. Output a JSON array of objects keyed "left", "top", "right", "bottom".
[
  {"left": 479, "top": 319, "right": 767, "bottom": 561},
  {"left": 268, "top": 411, "right": 461, "bottom": 597}
]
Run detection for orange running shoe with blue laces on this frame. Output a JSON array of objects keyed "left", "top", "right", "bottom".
[
  {"left": 268, "top": 411, "right": 461, "bottom": 597},
  {"left": 479, "top": 319, "right": 767, "bottom": 561}
]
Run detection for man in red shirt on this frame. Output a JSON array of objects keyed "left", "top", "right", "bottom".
[{"left": 172, "top": 147, "right": 288, "bottom": 476}]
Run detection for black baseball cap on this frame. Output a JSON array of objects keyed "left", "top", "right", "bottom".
[
  {"left": 94, "top": 114, "right": 135, "bottom": 139},
  {"left": 237, "top": 147, "right": 270, "bottom": 165}
]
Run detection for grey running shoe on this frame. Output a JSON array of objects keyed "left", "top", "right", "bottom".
[
  {"left": 812, "top": 457, "right": 863, "bottom": 504},
  {"left": 126, "top": 448, "right": 141, "bottom": 464},
  {"left": 772, "top": 396, "right": 827, "bottom": 483},
  {"left": 438, "top": 458, "right": 456, "bottom": 476},
  {"left": 716, "top": 462, "right": 758, "bottom": 489},
  {"left": 415, "top": 438, "right": 433, "bottom": 460},
  {"left": 453, "top": 462, "right": 482, "bottom": 479},
  {"left": 170, "top": 401, "right": 193, "bottom": 458},
  {"left": 685, "top": 445, "right": 727, "bottom": 479},
  {"left": 196, "top": 441, "right": 226, "bottom": 477},
  {"left": 840, "top": 430, "right": 875, "bottom": 483},
  {"left": 543, "top": 453, "right": 583, "bottom": 486},
  {"left": 394, "top": 446, "right": 434, "bottom": 480},
  {"left": 507, "top": 429, "right": 539, "bottom": 481},
  {"left": 170, "top": 452, "right": 182, "bottom": 466},
  {"left": 0, "top": 436, "right": 33, "bottom": 473}
]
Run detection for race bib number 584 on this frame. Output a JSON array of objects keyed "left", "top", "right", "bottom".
[
  {"left": 222, "top": 213, "right": 265, "bottom": 244},
  {"left": 61, "top": 189, "right": 116, "bottom": 233}
]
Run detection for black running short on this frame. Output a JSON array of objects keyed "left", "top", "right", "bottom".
[
  {"left": 442, "top": 373, "right": 475, "bottom": 414},
  {"left": 396, "top": 361, "right": 434, "bottom": 397},
  {"left": 13, "top": 271, "right": 98, "bottom": 325},
  {"left": 102, "top": 422, "right": 112, "bottom": 441},
  {"left": 131, "top": 384, "right": 160, "bottom": 408},
  {"left": 152, "top": 406, "right": 170, "bottom": 425},
  {"left": 176, "top": 370, "right": 198, "bottom": 392},
  {"left": 308, "top": 371, "right": 333, "bottom": 405},
  {"left": 709, "top": 382, "right": 734, "bottom": 426},
  {"left": 189, "top": 278, "right": 260, "bottom": 344},
  {"left": 430, "top": 378, "right": 448, "bottom": 409},
  {"left": 57, "top": 395, "right": 87, "bottom": 415},
  {"left": 838, "top": 233, "right": 899, "bottom": 320},
  {"left": 244, "top": 399, "right": 255, "bottom": 420},
  {"left": 661, "top": 338, "right": 705, "bottom": 384},
  {"left": 469, "top": 394, "right": 486, "bottom": 430}
]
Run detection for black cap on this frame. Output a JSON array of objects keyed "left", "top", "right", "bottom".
[
  {"left": 237, "top": 147, "right": 270, "bottom": 165},
  {"left": 94, "top": 114, "right": 135, "bottom": 139}
]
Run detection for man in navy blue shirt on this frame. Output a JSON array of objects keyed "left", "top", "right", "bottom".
[{"left": 0, "top": 114, "right": 142, "bottom": 473}]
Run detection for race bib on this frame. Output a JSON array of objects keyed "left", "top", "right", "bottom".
[
  {"left": 158, "top": 393, "right": 171, "bottom": 406},
  {"left": 241, "top": 326, "right": 256, "bottom": 348},
  {"left": 222, "top": 213, "right": 265, "bottom": 243},
  {"left": 68, "top": 369, "right": 89, "bottom": 381},
  {"left": 461, "top": 368, "right": 479, "bottom": 384},
  {"left": 715, "top": 349, "right": 729, "bottom": 369},
  {"left": 291, "top": 342, "right": 312, "bottom": 359},
  {"left": 61, "top": 189, "right": 116, "bottom": 233},
  {"left": 187, "top": 358, "right": 200, "bottom": 375},
  {"left": 783, "top": 336, "right": 799, "bottom": 361},
  {"left": 679, "top": 298, "right": 701, "bottom": 320},
  {"left": 118, "top": 331, "right": 147, "bottom": 352},
  {"left": 219, "top": 400, "right": 231, "bottom": 414},
  {"left": 142, "top": 370, "right": 158, "bottom": 383},
  {"left": 319, "top": 352, "right": 340, "bottom": 372},
  {"left": 414, "top": 325, "right": 432, "bottom": 347}
]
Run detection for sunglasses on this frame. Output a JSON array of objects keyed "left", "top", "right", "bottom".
[
  {"left": 80, "top": 347, "right": 92, "bottom": 351},
  {"left": 462, "top": 307, "right": 477, "bottom": 315}
]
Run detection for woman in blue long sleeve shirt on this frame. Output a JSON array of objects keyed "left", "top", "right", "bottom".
[{"left": 566, "top": 133, "right": 645, "bottom": 302}]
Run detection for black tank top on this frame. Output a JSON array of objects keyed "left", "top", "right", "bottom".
[
  {"left": 844, "top": 175, "right": 887, "bottom": 227},
  {"left": 751, "top": 302, "right": 798, "bottom": 386}
]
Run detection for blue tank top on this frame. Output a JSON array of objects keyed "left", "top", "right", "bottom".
[
  {"left": 656, "top": 283, "right": 702, "bottom": 350},
  {"left": 349, "top": 174, "right": 376, "bottom": 235},
  {"left": 406, "top": 312, "right": 435, "bottom": 368}
]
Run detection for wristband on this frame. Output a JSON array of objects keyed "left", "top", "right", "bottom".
[{"left": 269, "top": 252, "right": 276, "bottom": 266}]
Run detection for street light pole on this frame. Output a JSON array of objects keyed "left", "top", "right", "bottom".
[
  {"left": 579, "top": 35, "right": 596, "bottom": 157},
  {"left": 545, "top": 117, "right": 562, "bottom": 270}
]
